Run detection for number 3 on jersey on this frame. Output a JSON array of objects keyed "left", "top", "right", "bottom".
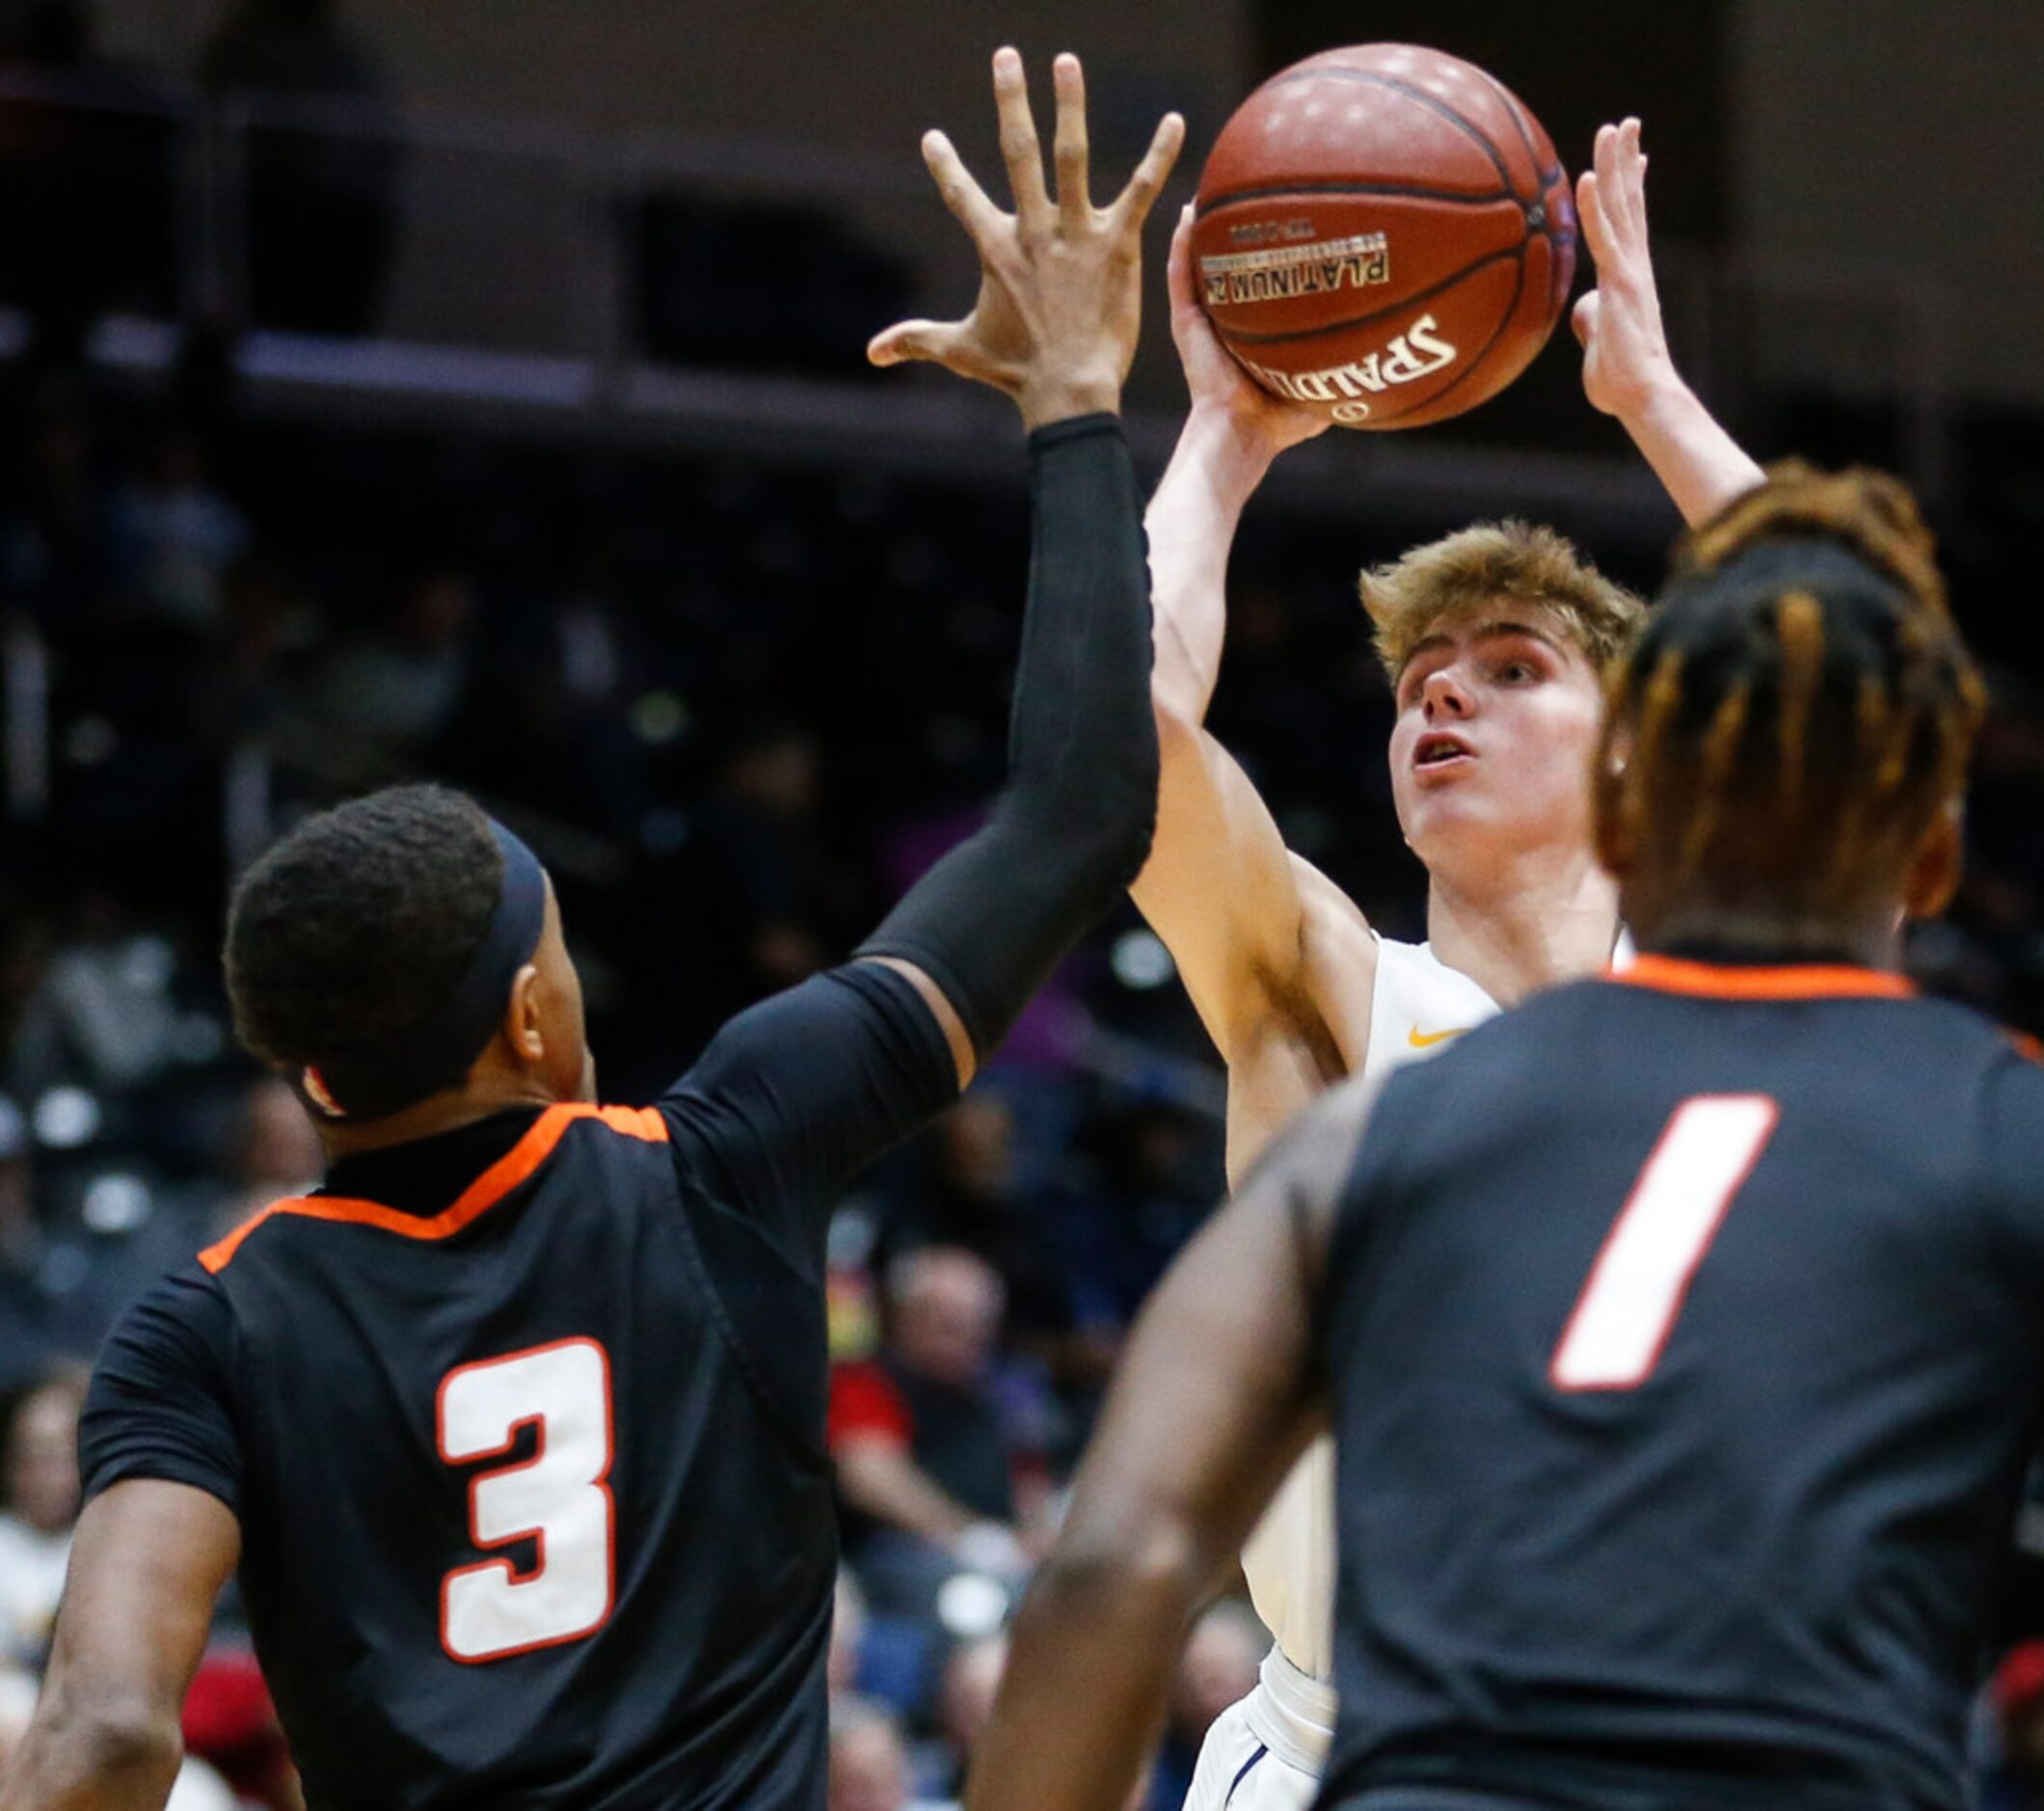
[
  {"left": 436, "top": 1338, "right": 615, "bottom": 1662},
  {"left": 1551, "top": 1095, "right": 1779, "bottom": 1392}
]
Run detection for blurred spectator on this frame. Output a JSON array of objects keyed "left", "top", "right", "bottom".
[
  {"left": 0, "top": 1094, "right": 50, "bottom": 1385},
  {"left": 829, "top": 1247, "right": 1047, "bottom": 1620},
  {"left": 910, "top": 1632, "right": 1006, "bottom": 1804},
  {"left": 828, "top": 1693, "right": 945, "bottom": 1811},
  {"left": 829, "top": 1568, "right": 869, "bottom": 1701},
  {"left": 1149, "top": 1600, "right": 1268, "bottom": 1811},
  {"left": 0, "top": 1365, "right": 87, "bottom": 1663},
  {"left": 182, "top": 1645, "right": 301, "bottom": 1810},
  {"left": 201, "top": 0, "right": 400, "bottom": 337},
  {"left": 1984, "top": 1643, "right": 2044, "bottom": 1810},
  {"left": 103, "top": 415, "right": 250, "bottom": 632},
  {"left": 308, "top": 559, "right": 475, "bottom": 762},
  {"left": 675, "top": 718, "right": 840, "bottom": 1013},
  {"left": 195, "top": 1075, "right": 320, "bottom": 1239},
  {"left": 0, "top": 374, "right": 112, "bottom": 639},
  {"left": 0, "top": 1097, "right": 97, "bottom": 1388},
  {"left": 6, "top": 896, "right": 188, "bottom": 1095},
  {"left": 884, "top": 1098, "right": 1078, "bottom": 1377}
]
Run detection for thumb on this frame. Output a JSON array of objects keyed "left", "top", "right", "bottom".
[
  {"left": 867, "top": 318, "right": 962, "bottom": 368},
  {"left": 1168, "top": 203, "right": 1198, "bottom": 314},
  {"left": 1571, "top": 289, "right": 1600, "bottom": 351}
]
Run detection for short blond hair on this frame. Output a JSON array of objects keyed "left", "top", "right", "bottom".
[{"left": 1359, "top": 520, "right": 1646, "bottom": 681}]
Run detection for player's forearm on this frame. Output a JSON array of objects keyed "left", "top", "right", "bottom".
[
  {"left": 857, "top": 416, "right": 1157, "bottom": 1058},
  {"left": 0, "top": 1699, "right": 184, "bottom": 1811},
  {"left": 835, "top": 1440, "right": 978, "bottom": 1548},
  {"left": 1616, "top": 374, "right": 1765, "bottom": 529},
  {"left": 965, "top": 1527, "right": 1199, "bottom": 1811},
  {"left": 1144, "top": 404, "right": 1276, "bottom": 722}
]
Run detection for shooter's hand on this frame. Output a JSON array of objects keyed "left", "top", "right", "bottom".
[
  {"left": 868, "top": 47, "right": 1185, "bottom": 430},
  {"left": 1573, "top": 115, "right": 1764, "bottom": 527},
  {"left": 1168, "top": 203, "right": 1328, "bottom": 458},
  {"left": 1573, "top": 118, "right": 1680, "bottom": 421}
]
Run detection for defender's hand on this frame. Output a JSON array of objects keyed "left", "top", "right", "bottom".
[
  {"left": 869, "top": 47, "right": 1185, "bottom": 430},
  {"left": 1168, "top": 203, "right": 1328, "bottom": 457},
  {"left": 1573, "top": 118, "right": 1679, "bottom": 421}
]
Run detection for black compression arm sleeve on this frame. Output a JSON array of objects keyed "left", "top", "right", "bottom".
[{"left": 857, "top": 413, "right": 1157, "bottom": 1058}]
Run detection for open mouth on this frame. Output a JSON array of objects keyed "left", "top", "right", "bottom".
[{"left": 1414, "top": 732, "right": 1475, "bottom": 770}]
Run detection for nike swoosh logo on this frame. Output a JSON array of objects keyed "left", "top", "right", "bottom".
[{"left": 1407, "top": 1024, "right": 1466, "bottom": 1048}]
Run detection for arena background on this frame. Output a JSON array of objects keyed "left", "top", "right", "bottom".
[{"left": 2, "top": 3, "right": 2042, "bottom": 1807}]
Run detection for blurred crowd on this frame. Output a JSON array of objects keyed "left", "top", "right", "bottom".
[
  {"left": 0, "top": 353, "right": 1263, "bottom": 1803},
  {"left": 3, "top": 5, "right": 2044, "bottom": 1804},
  {"left": 0, "top": 360, "right": 2038, "bottom": 1806}
]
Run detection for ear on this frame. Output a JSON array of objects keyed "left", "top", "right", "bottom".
[
  {"left": 1901, "top": 798, "right": 1964, "bottom": 921},
  {"left": 1590, "top": 751, "right": 1633, "bottom": 879},
  {"left": 502, "top": 964, "right": 547, "bottom": 1065}
]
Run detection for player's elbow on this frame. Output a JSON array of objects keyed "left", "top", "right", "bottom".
[
  {"left": 30, "top": 1689, "right": 184, "bottom": 1790},
  {"left": 1011, "top": 755, "right": 1158, "bottom": 911},
  {"left": 1024, "top": 1508, "right": 1205, "bottom": 1636},
  {"left": 1077, "top": 726, "right": 1164, "bottom": 896}
]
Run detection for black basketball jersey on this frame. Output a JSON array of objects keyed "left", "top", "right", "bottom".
[
  {"left": 79, "top": 963, "right": 955, "bottom": 1810},
  {"left": 1315, "top": 955, "right": 2044, "bottom": 1811}
]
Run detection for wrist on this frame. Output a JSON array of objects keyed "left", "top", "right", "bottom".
[
  {"left": 1612, "top": 365, "right": 1699, "bottom": 436},
  {"left": 1177, "top": 401, "right": 1282, "bottom": 502},
  {"left": 1019, "top": 372, "right": 1123, "bottom": 433}
]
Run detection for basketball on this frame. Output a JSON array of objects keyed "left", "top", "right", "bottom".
[{"left": 1192, "top": 44, "right": 1576, "bottom": 430}]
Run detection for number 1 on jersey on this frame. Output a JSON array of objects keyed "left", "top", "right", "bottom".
[
  {"left": 437, "top": 1338, "right": 615, "bottom": 1662},
  {"left": 1550, "top": 1095, "right": 1778, "bottom": 1392}
]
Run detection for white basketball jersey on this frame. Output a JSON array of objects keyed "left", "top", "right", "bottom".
[{"left": 1238, "top": 933, "right": 1498, "bottom": 1683}]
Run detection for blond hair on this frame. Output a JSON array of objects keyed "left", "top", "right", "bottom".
[{"left": 1359, "top": 520, "right": 1646, "bottom": 682}]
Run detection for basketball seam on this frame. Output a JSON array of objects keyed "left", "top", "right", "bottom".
[
  {"left": 1386, "top": 244, "right": 1530, "bottom": 423},
  {"left": 1479, "top": 71, "right": 1560, "bottom": 190},
  {"left": 1211, "top": 246, "right": 1522, "bottom": 347},
  {"left": 1195, "top": 179, "right": 1512, "bottom": 218},
  {"left": 1257, "top": 68, "right": 1515, "bottom": 193}
]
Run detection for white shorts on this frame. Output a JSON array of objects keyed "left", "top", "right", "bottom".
[{"left": 1181, "top": 1646, "right": 1332, "bottom": 1811}]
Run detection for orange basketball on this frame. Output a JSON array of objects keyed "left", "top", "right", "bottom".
[{"left": 1192, "top": 44, "right": 1575, "bottom": 430}]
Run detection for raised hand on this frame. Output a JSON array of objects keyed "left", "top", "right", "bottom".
[
  {"left": 1573, "top": 115, "right": 1764, "bottom": 527},
  {"left": 1167, "top": 203, "right": 1328, "bottom": 458},
  {"left": 868, "top": 47, "right": 1185, "bottom": 430},
  {"left": 1573, "top": 118, "right": 1676, "bottom": 420}
]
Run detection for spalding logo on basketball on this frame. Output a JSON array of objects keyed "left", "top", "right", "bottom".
[{"left": 1193, "top": 44, "right": 1575, "bottom": 430}]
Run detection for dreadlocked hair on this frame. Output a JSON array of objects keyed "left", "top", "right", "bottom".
[{"left": 1595, "top": 461, "right": 1987, "bottom": 924}]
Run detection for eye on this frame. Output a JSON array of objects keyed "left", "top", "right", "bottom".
[{"left": 1496, "top": 658, "right": 1540, "bottom": 685}]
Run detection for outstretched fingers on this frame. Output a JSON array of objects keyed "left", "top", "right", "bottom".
[
  {"left": 1617, "top": 117, "right": 1649, "bottom": 238},
  {"left": 920, "top": 129, "right": 1004, "bottom": 247},
  {"left": 1109, "top": 109, "right": 1187, "bottom": 234},
  {"left": 1052, "top": 52, "right": 1092, "bottom": 230},
  {"left": 1576, "top": 160, "right": 1617, "bottom": 266},
  {"left": 992, "top": 45, "right": 1051, "bottom": 225},
  {"left": 1593, "top": 118, "right": 1647, "bottom": 247}
]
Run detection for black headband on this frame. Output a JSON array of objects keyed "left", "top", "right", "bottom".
[{"left": 299, "top": 821, "right": 551, "bottom": 1122}]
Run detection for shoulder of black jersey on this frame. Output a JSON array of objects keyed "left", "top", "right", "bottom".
[{"left": 199, "top": 1102, "right": 670, "bottom": 1276}]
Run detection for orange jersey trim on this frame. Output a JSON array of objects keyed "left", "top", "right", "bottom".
[
  {"left": 1606, "top": 953, "right": 1917, "bottom": 1003},
  {"left": 200, "top": 1103, "right": 668, "bottom": 1276},
  {"left": 2010, "top": 1030, "right": 2044, "bottom": 1067}
]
